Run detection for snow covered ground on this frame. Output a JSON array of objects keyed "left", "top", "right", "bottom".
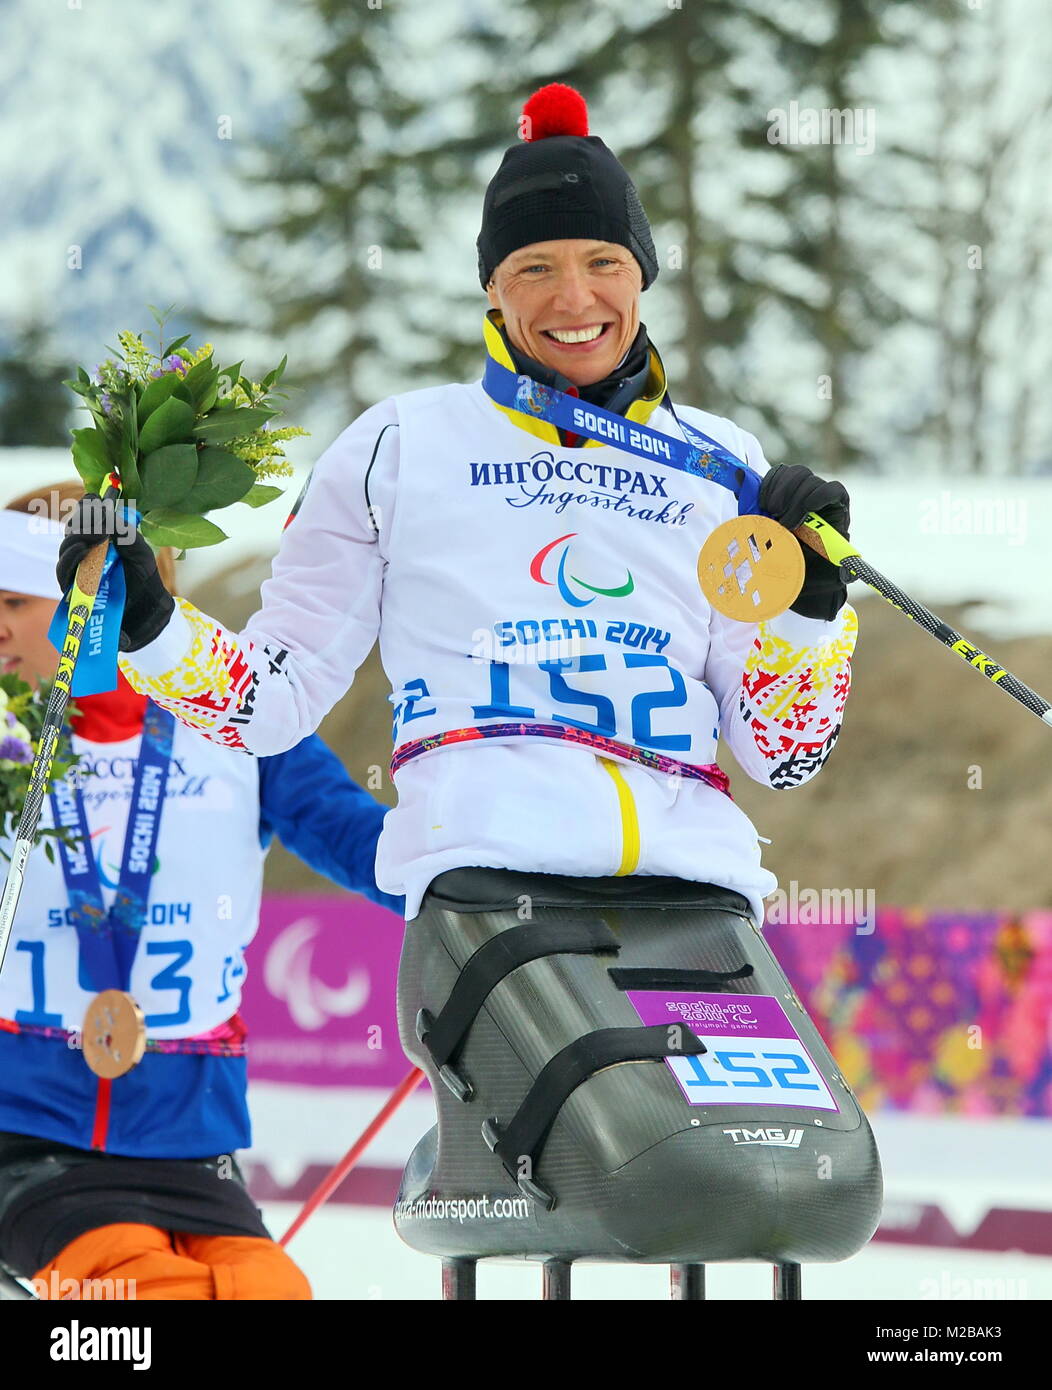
[
  {"left": 266, "top": 1203, "right": 1052, "bottom": 1301},
  {"left": 249, "top": 1083, "right": 1052, "bottom": 1300}
]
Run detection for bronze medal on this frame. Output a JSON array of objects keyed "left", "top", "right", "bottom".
[
  {"left": 697, "top": 514, "right": 806, "bottom": 622},
  {"left": 81, "top": 989, "right": 147, "bottom": 1079}
]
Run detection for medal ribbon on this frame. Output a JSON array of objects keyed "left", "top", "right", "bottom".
[
  {"left": 481, "top": 357, "right": 763, "bottom": 515},
  {"left": 49, "top": 703, "right": 175, "bottom": 993}
]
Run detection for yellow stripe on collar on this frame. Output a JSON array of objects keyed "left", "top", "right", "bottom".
[{"left": 482, "top": 310, "right": 668, "bottom": 447}]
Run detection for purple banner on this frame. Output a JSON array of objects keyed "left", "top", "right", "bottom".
[{"left": 239, "top": 893, "right": 411, "bottom": 1088}]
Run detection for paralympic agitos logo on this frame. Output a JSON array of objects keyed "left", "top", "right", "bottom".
[{"left": 530, "top": 533, "right": 634, "bottom": 608}]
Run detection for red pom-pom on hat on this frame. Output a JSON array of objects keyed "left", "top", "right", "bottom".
[{"left": 521, "top": 83, "right": 589, "bottom": 141}]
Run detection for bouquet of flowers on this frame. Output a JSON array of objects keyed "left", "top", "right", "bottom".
[
  {"left": 0, "top": 674, "right": 85, "bottom": 863},
  {"left": 64, "top": 305, "right": 307, "bottom": 552}
]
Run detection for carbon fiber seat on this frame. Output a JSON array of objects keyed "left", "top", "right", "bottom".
[{"left": 393, "top": 868, "right": 882, "bottom": 1299}]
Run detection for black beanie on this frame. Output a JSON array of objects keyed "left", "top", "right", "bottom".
[{"left": 477, "top": 83, "right": 659, "bottom": 291}]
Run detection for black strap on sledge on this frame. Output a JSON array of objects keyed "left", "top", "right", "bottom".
[
  {"left": 416, "top": 919, "right": 620, "bottom": 1100},
  {"left": 608, "top": 964, "right": 754, "bottom": 991},
  {"left": 481, "top": 1025, "right": 708, "bottom": 1210}
]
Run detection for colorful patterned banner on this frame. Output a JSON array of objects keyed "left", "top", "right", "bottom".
[{"left": 765, "top": 909, "right": 1052, "bottom": 1116}]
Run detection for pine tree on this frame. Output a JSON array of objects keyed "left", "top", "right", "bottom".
[
  {"left": 736, "top": 0, "right": 930, "bottom": 473},
  {"left": 408, "top": 0, "right": 920, "bottom": 472},
  {"left": 225, "top": 0, "right": 434, "bottom": 423},
  {"left": 0, "top": 322, "right": 72, "bottom": 447}
]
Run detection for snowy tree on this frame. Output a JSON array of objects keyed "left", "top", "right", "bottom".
[
  {"left": 0, "top": 322, "right": 72, "bottom": 447},
  {"left": 0, "top": 0, "right": 298, "bottom": 368}
]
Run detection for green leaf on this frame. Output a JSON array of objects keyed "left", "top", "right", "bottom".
[
  {"left": 117, "top": 439, "right": 142, "bottom": 499},
  {"left": 164, "top": 334, "right": 192, "bottom": 355},
  {"left": 138, "top": 372, "right": 192, "bottom": 422},
  {"left": 260, "top": 355, "right": 288, "bottom": 390},
  {"left": 70, "top": 426, "right": 110, "bottom": 467},
  {"left": 138, "top": 443, "right": 200, "bottom": 512},
  {"left": 70, "top": 428, "right": 113, "bottom": 494},
  {"left": 196, "top": 377, "right": 221, "bottom": 414},
  {"left": 193, "top": 406, "right": 276, "bottom": 445},
  {"left": 216, "top": 361, "right": 243, "bottom": 397},
  {"left": 140, "top": 511, "right": 227, "bottom": 549},
  {"left": 138, "top": 396, "right": 195, "bottom": 455},
  {"left": 240, "top": 483, "right": 284, "bottom": 508},
  {"left": 182, "top": 447, "right": 256, "bottom": 512},
  {"left": 116, "top": 390, "right": 141, "bottom": 496},
  {"left": 181, "top": 356, "right": 218, "bottom": 410}
]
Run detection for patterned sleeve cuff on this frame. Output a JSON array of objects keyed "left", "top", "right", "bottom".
[
  {"left": 121, "top": 603, "right": 194, "bottom": 676},
  {"left": 764, "top": 606, "right": 849, "bottom": 647}
]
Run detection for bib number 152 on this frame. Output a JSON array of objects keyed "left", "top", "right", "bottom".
[
  {"left": 393, "top": 655, "right": 691, "bottom": 751},
  {"left": 668, "top": 1034, "right": 839, "bottom": 1111}
]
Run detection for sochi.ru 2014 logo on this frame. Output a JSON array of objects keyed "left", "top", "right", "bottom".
[{"left": 530, "top": 533, "right": 634, "bottom": 609}]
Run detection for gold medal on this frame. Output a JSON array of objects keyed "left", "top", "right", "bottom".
[
  {"left": 697, "top": 514, "right": 806, "bottom": 622},
  {"left": 81, "top": 989, "right": 147, "bottom": 1079}
]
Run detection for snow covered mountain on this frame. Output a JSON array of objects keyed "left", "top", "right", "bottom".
[{"left": 0, "top": 0, "right": 307, "bottom": 364}]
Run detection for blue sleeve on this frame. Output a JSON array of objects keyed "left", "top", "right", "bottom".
[{"left": 257, "top": 734, "right": 404, "bottom": 916}]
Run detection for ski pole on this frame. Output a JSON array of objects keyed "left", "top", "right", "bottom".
[
  {"left": 795, "top": 513, "right": 1052, "bottom": 728},
  {"left": 279, "top": 1065, "right": 425, "bottom": 1247},
  {"left": 0, "top": 477, "right": 121, "bottom": 974}
]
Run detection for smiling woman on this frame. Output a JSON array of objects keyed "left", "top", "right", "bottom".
[{"left": 485, "top": 239, "right": 643, "bottom": 387}]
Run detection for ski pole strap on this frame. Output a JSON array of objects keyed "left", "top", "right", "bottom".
[
  {"left": 845, "top": 554, "right": 1052, "bottom": 724},
  {"left": 482, "top": 357, "right": 764, "bottom": 515},
  {"left": 481, "top": 1024, "right": 708, "bottom": 1210},
  {"left": 607, "top": 964, "right": 754, "bottom": 991},
  {"left": 416, "top": 918, "right": 621, "bottom": 1100}
]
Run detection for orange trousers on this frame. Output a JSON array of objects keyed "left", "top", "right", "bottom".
[{"left": 32, "top": 1222, "right": 311, "bottom": 1300}]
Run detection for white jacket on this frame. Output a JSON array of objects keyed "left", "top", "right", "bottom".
[{"left": 121, "top": 325, "right": 857, "bottom": 922}]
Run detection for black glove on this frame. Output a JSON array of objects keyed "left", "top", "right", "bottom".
[
  {"left": 758, "top": 463, "right": 851, "bottom": 621},
  {"left": 56, "top": 494, "right": 175, "bottom": 652}
]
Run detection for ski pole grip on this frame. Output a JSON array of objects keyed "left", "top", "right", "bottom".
[
  {"left": 793, "top": 511, "right": 862, "bottom": 573},
  {"left": 72, "top": 479, "right": 121, "bottom": 599}
]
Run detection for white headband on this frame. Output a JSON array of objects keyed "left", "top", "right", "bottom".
[{"left": 0, "top": 508, "right": 66, "bottom": 600}]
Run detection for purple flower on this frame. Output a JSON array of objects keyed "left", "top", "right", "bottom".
[
  {"left": 5, "top": 712, "right": 14, "bottom": 728},
  {"left": 100, "top": 391, "right": 114, "bottom": 415},
  {"left": 0, "top": 736, "right": 32, "bottom": 764},
  {"left": 149, "top": 355, "right": 188, "bottom": 379}
]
